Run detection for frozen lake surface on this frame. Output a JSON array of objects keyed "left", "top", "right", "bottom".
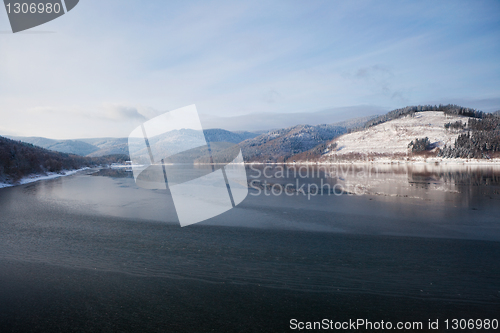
[{"left": 0, "top": 165, "right": 499, "bottom": 331}]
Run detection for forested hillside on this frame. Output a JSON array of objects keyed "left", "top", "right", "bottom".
[
  {"left": 0, "top": 136, "right": 127, "bottom": 182},
  {"left": 238, "top": 124, "right": 345, "bottom": 162},
  {"left": 204, "top": 129, "right": 258, "bottom": 143},
  {"left": 438, "top": 114, "right": 500, "bottom": 158}
]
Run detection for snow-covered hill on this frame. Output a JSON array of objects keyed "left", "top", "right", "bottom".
[{"left": 324, "top": 111, "right": 468, "bottom": 159}]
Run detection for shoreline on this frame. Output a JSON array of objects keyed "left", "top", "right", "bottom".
[
  {"left": 243, "top": 157, "right": 500, "bottom": 166},
  {"left": 0, "top": 167, "right": 91, "bottom": 189},
  {"left": 4, "top": 158, "right": 497, "bottom": 191}
]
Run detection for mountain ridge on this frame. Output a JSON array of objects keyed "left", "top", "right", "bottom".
[
  {"left": 205, "top": 124, "right": 347, "bottom": 163},
  {"left": 4, "top": 105, "right": 499, "bottom": 164},
  {"left": 7, "top": 129, "right": 259, "bottom": 158}
]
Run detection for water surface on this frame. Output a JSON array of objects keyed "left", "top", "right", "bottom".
[{"left": 0, "top": 165, "right": 499, "bottom": 332}]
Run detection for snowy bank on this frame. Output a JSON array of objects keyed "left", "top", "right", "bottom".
[{"left": 0, "top": 167, "right": 90, "bottom": 189}]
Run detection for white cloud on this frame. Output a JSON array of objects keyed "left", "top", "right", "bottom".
[{"left": 101, "top": 105, "right": 147, "bottom": 121}]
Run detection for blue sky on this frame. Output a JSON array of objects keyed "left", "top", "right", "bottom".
[{"left": 0, "top": 0, "right": 499, "bottom": 138}]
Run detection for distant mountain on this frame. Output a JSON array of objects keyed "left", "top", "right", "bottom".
[
  {"left": 199, "top": 105, "right": 386, "bottom": 132},
  {"left": 7, "top": 136, "right": 99, "bottom": 156},
  {"left": 0, "top": 136, "right": 127, "bottom": 183},
  {"left": 8, "top": 129, "right": 258, "bottom": 158},
  {"left": 331, "top": 115, "right": 379, "bottom": 131},
  {"left": 6, "top": 136, "right": 140, "bottom": 158},
  {"left": 79, "top": 138, "right": 129, "bottom": 157}
]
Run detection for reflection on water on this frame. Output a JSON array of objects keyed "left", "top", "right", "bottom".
[
  {"left": 92, "top": 168, "right": 134, "bottom": 178},
  {"left": 245, "top": 163, "right": 500, "bottom": 204},
  {"left": 330, "top": 164, "right": 500, "bottom": 207}
]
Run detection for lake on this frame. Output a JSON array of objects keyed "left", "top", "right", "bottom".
[{"left": 0, "top": 164, "right": 499, "bottom": 332}]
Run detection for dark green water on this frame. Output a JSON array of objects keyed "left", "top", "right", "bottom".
[{"left": 0, "top": 166, "right": 499, "bottom": 332}]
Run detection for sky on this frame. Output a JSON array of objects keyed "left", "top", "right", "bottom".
[{"left": 0, "top": 0, "right": 499, "bottom": 138}]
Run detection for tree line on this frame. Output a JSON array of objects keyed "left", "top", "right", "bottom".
[
  {"left": 444, "top": 120, "right": 466, "bottom": 130},
  {"left": 364, "top": 104, "right": 484, "bottom": 129}
]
